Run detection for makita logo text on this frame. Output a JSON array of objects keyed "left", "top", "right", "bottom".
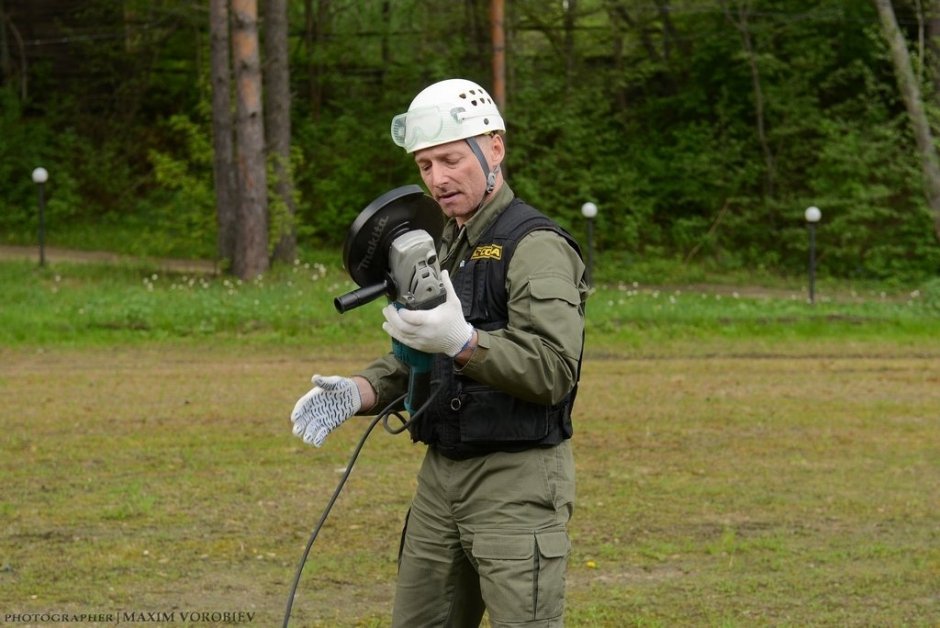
[{"left": 356, "top": 215, "right": 389, "bottom": 274}]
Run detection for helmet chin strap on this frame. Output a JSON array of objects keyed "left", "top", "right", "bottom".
[{"left": 465, "top": 137, "right": 499, "bottom": 211}]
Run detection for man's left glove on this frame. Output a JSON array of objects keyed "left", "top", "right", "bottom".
[
  {"left": 382, "top": 270, "right": 473, "bottom": 357},
  {"left": 290, "top": 375, "right": 362, "bottom": 447}
]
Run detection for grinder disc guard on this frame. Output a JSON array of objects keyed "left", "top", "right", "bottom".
[{"left": 342, "top": 185, "right": 444, "bottom": 288}]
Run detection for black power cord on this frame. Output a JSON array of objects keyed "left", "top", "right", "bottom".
[{"left": 281, "top": 387, "right": 441, "bottom": 627}]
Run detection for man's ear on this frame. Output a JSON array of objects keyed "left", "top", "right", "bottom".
[{"left": 489, "top": 133, "right": 506, "bottom": 166}]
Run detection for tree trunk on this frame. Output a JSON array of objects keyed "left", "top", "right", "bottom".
[
  {"left": 603, "top": 0, "right": 629, "bottom": 114},
  {"left": 264, "top": 0, "right": 297, "bottom": 264},
  {"left": 491, "top": 0, "right": 506, "bottom": 112},
  {"left": 927, "top": 0, "right": 940, "bottom": 108},
  {"left": 562, "top": 0, "right": 577, "bottom": 90},
  {"left": 381, "top": 0, "right": 390, "bottom": 76},
  {"left": 209, "top": 0, "right": 238, "bottom": 265},
  {"left": 1, "top": 0, "right": 10, "bottom": 84},
  {"left": 723, "top": 0, "right": 776, "bottom": 198},
  {"left": 0, "top": 1, "right": 27, "bottom": 101},
  {"left": 304, "top": 0, "right": 329, "bottom": 120},
  {"left": 490, "top": 0, "right": 507, "bottom": 179},
  {"left": 875, "top": 0, "right": 940, "bottom": 242},
  {"left": 231, "top": 0, "right": 269, "bottom": 280}
]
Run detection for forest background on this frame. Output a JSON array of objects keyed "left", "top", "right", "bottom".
[{"left": 2, "top": 0, "right": 940, "bottom": 284}]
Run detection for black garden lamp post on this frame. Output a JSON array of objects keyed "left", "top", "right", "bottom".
[
  {"left": 32, "top": 167, "right": 49, "bottom": 267},
  {"left": 804, "top": 205, "right": 822, "bottom": 304},
  {"left": 581, "top": 201, "right": 597, "bottom": 285}
]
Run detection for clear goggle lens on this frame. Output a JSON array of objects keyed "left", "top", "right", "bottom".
[{"left": 391, "top": 105, "right": 466, "bottom": 151}]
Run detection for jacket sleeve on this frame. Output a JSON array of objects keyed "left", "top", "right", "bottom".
[
  {"left": 355, "top": 353, "right": 408, "bottom": 414},
  {"left": 457, "top": 229, "right": 587, "bottom": 405}
]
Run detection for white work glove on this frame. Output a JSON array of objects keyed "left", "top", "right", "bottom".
[
  {"left": 290, "top": 375, "right": 362, "bottom": 447},
  {"left": 382, "top": 270, "right": 473, "bottom": 358}
]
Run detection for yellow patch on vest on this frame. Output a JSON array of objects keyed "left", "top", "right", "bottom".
[{"left": 470, "top": 244, "right": 503, "bottom": 260}]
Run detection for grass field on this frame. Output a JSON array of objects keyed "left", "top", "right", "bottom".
[{"left": 1, "top": 259, "right": 939, "bottom": 626}]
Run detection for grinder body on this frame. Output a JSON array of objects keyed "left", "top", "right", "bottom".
[{"left": 387, "top": 230, "right": 446, "bottom": 414}]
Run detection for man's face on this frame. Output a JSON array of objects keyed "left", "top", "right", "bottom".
[{"left": 413, "top": 134, "right": 504, "bottom": 225}]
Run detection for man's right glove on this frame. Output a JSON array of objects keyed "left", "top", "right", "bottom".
[
  {"left": 381, "top": 270, "right": 473, "bottom": 357},
  {"left": 290, "top": 375, "right": 362, "bottom": 447}
]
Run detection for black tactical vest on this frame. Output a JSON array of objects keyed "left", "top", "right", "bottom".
[{"left": 409, "top": 198, "right": 584, "bottom": 460}]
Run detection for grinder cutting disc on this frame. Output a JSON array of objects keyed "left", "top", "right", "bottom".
[{"left": 342, "top": 185, "right": 444, "bottom": 288}]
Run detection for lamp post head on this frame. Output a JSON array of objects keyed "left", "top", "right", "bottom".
[
  {"left": 581, "top": 202, "right": 598, "bottom": 219},
  {"left": 804, "top": 206, "right": 821, "bottom": 223},
  {"left": 32, "top": 167, "right": 49, "bottom": 184}
]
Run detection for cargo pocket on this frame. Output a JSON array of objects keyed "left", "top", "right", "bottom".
[
  {"left": 535, "top": 530, "right": 570, "bottom": 619},
  {"left": 471, "top": 529, "right": 570, "bottom": 623},
  {"left": 472, "top": 533, "right": 536, "bottom": 622}
]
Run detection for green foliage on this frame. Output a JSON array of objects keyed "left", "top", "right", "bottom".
[
  {"left": 292, "top": 112, "right": 413, "bottom": 245},
  {"left": 0, "top": 88, "right": 83, "bottom": 239},
  {"left": 146, "top": 114, "right": 217, "bottom": 259},
  {"left": 2, "top": 0, "right": 939, "bottom": 280},
  {"left": 919, "top": 276, "right": 940, "bottom": 312},
  {"left": 267, "top": 147, "right": 304, "bottom": 255}
]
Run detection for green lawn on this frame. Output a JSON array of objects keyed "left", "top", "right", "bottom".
[{"left": 1, "top": 259, "right": 938, "bottom": 626}]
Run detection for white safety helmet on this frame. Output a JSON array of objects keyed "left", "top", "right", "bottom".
[{"left": 391, "top": 78, "right": 505, "bottom": 154}]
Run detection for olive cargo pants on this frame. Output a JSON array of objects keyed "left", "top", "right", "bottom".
[{"left": 391, "top": 440, "right": 576, "bottom": 627}]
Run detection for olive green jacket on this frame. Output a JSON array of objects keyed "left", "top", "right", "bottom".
[{"left": 356, "top": 183, "right": 588, "bottom": 413}]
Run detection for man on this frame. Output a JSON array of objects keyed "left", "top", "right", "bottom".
[{"left": 291, "top": 78, "right": 588, "bottom": 627}]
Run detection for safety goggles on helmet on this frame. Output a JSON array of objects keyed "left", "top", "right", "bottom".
[{"left": 390, "top": 105, "right": 465, "bottom": 153}]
